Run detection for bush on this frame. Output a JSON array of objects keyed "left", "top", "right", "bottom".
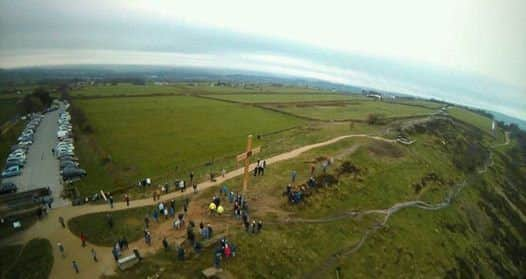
[{"left": 367, "top": 113, "right": 384, "bottom": 125}]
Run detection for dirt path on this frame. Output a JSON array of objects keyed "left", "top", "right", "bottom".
[{"left": 0, "top": 133, "right": 395, "bottom": 279}]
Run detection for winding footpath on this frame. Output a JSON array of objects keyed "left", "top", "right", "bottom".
[{"left": 0, "top": 133, "right": 395, "bottom": 279}]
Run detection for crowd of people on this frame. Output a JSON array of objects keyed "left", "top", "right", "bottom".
[
  {"left": 285, "top": 158, "right": 334, "bottom": 204},
  {"left": 54, "top": 157, "right": 286, "bottom": 274}
]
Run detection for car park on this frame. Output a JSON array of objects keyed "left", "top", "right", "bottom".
[
  {"left": 2, "top": 165, "right": 21, "bottom": 178},
  {"left": 0, "top": 182, "right": 17, "bottom": 194}
]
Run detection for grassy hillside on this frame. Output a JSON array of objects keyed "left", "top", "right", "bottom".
[
  {"left": 72, "top": 95, "right": 304, "bottom": 196},
  {"left": 1, "top": 238, "right": 53, "bottom": 279},
  {"left": 104, "top": 117, "right": 525, "bottom": 278}
]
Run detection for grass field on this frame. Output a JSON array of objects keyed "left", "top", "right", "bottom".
[
  {"left": 106, "top": 117, "right": 525, "bottom": 278},
  {"left": 73, "top": 95, "right": 304, "bottom": 196},
  {"left": 70, "top": 83, "right": 325, "bottom": 97},
  {"left": 70, "top": 83, "right": 188, "bottom": 97},
  {"left": 1, "top": 238, "right": 53, "bottom": 279},
  {"left": 0, "top": 98, "right": 18, "bottom": 124},
  {"left": 0, "top": 244, "right": 22, "bottom": 278},
  {"left": 266, "top": 100, "right": 435, "bottom": 121},
  {"left": 209, "top": 93, "right": 361, "bottom": 103},
  {"left": 448, "top": 106, "right": 506, "bottom": 142},
  {"left": 69, "top": 200, "right": 183, "bottom": 246},
  {"left": 448, "top": 107, "right": 493, "bottom": 132}
]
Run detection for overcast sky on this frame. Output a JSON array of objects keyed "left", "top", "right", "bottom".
[{"left": 1, "top": 0, "right": 525, "bottom": 119}]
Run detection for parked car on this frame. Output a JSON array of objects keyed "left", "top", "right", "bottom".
[
  {"left": 57, "top": 151, "right": 75, "bottom": 158},
  {"left": 0, "top": 182, "right": 17, "bottom": 194},
  {"left": 60, "top": 160, "right": 79, "bottom": 169},
  {"left": 6, "top": 158, "right": 25, "bottom": 167},
  {"left": 8, "top": 154, "right": 26, "bottom": 161},
  {"left": 2, "top": 165, "right": 21, "bottom": 178},
  {"left": 59, "top": 155, "right": 79, "bottom": 162},
  {"left": 62, "top": 167, "right": 86, "bottom": 180},
  {"left": 10, "top": 150, "right": 26, "bottom": 156},
  {"left": 19, "top": 140, "right": 33, "bottom": 146},
  {"left": 56, "top": 144, "right": 74, "bottom": 151}
]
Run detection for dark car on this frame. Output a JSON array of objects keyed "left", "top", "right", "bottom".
[
  {"left": 6, "top": 158, "right": 25, "bottom": 168},
  {"left": 60, "top": 160, "right": 78, "bottom": 169},
  {"left": 0, "top": 182, "right": 17, "bottom": 194},
  {"left": 1, "top": 165, "right": 21, "bottom": 178},
  {"left": 62, "top": 167, "right": 87, "bottom": 180}
]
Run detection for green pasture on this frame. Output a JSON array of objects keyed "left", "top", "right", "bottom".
[
  {"left": 73, "top": 95, "right": 304, "bottom": 196},
  {"left": 267, "top": 100, "right": 435, "bottom": 121},
  {"left": 69, "top": 199, "right": 183, "bottom": 246},
  {"left": 70, "top": 83, "right": 187, "bottom": 97},
  {"left": 208, "top": 93, "right": 360, "bottom": 103}
]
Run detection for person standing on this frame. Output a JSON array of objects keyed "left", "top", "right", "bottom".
[
  {"left": 111, "top": 246, "right": 119, "bottom": 262},
  {"left": 192, "top": 183, "right": 198, "bottom": 193},
  {"left": 124, "top": 194, "right": 130, "bottom": 207},
  {"left": 214, "top": 251, "right": 222, "bottom": 269},
  {"left": 58, "top": 216, "right": 65, "bottom": 228},
  {"left": 133, "top": 248, "right": 142, "bottom": 261},
  {"left": 72, "top": 260, "right": 79, "bottom": 274},
  {"left": 162, "top": 237, "right": 169, "bottom": 250},
  {"left": 80, "top": 232, "right": 87, "bottom": 247},
  {"left": 91, "top": 248, "right": 98, "bottom": 262},
  {"left": 144, "top": 216, "right": 150, "bottom": 228},
  {"left": 291, "top": 170, "right": 297, "bottom": 184},
  {"left": 107, "top": 214, "right": 113, "bottom": 228},
  {"left": 57, "top": 242, "right": 65, "bottom": 257},
  {"left": 254, "top": 160, "right": 259, "bottom": 176},
  {"left": 257, "top": 220, "right": 263, "bottom": 233},
  {"left": 177, "top": 246, "right": 185, "bottom": 261},
  {"left": 108, "top": 195, "right": 114, "bottom": 209},
  {"left": 189, "top": 172, "right": 194, "bottom": 185},
  {"left": 221, "top": 168, "right": 226, "bottom": 178}
]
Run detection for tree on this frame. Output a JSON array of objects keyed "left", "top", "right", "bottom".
[{"left": 33, "top": 87, "right": 52, "bottom": 107}]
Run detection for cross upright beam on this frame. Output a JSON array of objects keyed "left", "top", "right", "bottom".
[
  {"left": 242, "top": 135, "right": 253, "bottom": 194},
  {"left": 236, "top": 134, "right": 261, "bottom": 195}
]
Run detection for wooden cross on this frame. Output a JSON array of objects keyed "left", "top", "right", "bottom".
[{"left": 236, "top": 135, "right": 261, "bottom": 194}]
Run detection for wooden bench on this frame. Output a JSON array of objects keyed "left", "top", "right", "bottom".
[{"left": 117, "top": 254, "right": 139, "bottom": 270}]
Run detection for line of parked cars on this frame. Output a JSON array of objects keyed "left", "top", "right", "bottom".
[
  {"left": 1, "top": 113, "right": 44, "bottom": 182},
  {"left": 56, "top": 107, "right": 87, "bottom": 181}
]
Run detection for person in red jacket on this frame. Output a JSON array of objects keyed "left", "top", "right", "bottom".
[{"left": 224, "top": 243, "right": 232, "bottom": 258}]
